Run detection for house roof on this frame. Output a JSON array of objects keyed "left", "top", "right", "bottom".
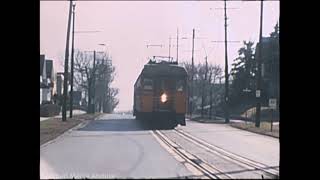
[{"left": 40, "top": 54, "right": 45, "bottom": 76}]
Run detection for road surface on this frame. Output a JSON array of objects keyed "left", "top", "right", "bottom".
[{"left": 40, "top": 113, "right": 279, "bottom": 179}]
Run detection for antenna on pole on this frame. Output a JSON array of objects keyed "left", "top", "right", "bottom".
[
  {"left": 176, "top": 28, "right": 179, "bottom": 64},
  {"left": 168, "top": 36, "right": 171, "bottom": 62}
]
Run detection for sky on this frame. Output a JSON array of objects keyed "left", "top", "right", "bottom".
[{"left": 40, "top": 1, "right": 279, "bottom": 112}]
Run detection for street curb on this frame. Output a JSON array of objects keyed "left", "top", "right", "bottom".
[
  {"left": 187, "top": 118, "right": 226, "bottom": 124},
  {"left": 229, "top": 123, "right": 279, "bottom": 139},
  {"left": 40, "top": 114, "right": 103, "bottom": 149},
  {"left": 188, "top": 117, "right": 279, "bottom": 139}
]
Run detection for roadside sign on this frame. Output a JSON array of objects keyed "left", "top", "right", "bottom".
[
  {"left": 269, "top": 98, "right": 277, "bottom": 109},
  {"left": 256, "top": 90, "right": 261, "bottom": 98}
]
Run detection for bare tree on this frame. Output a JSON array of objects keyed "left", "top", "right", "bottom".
[
  {"left": 95, "top": 54, "right": 117, "bottom": 113},
  {"left": 208, "top": 64, "right": 223, "bottom": 119},
  {"left": 181, "top": 61, "right": 193, "bottom": 114},
  {"left": 104, "top": 87, "right": 119, "bottom": 113},
  {"left": 73, "top": 49, "right": 119, "bottom": 113}
]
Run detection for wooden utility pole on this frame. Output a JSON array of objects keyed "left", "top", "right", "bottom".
[
  {"left": 62, "top": 0, "right": 73, "bottom": 122},
  {"left": 209, "top": 71, "right": 213, "bottom": 119},
  {"left": 70, "top": 3, "right": 76, "bottom": 118},
  {"left": 168, "top": 36, "right": 171, "bottom": 61},
  {"left": 176, "top": 28, "right": 179, "bottom": 63},
  {"left": 92, "top": 50, "right": 96, "bottom": 113},
  {"left": 224, "top": 0, "right": 230, "bottom": 123},
  {"left": 201, "top": 56, "right": 208, "bottom": 118},
  {"left": 256, "top": 0, "right": 264, "bottom": 128},
  {"left": 190, "top": 29, "right": 195, "bottom": 118}
]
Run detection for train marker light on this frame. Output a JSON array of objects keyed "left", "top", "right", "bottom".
[{"left": 161, "top": 93, "right": 167, "bottom": 103}]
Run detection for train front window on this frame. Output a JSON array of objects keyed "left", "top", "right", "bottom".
[
  {"left": 143, "top": 78, "right": 153, "bottom": 90},
  {"left": 176, "top": 80, "right": 185, "bottom": 92}
]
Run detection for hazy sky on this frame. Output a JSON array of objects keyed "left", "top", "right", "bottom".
[{"left": 40, "top": 1, "right": 279, "bottom": 111}]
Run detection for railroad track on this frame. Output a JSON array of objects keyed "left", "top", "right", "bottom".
[
  {"left": 152, "top": 130, "right": 234, "bottom": 179},
  {"left": 173, "top": 128, "right": 279, "bottom": 178}
]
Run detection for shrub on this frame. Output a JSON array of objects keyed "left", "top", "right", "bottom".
[{"left": 40, "top": 104, "right": 61, "bottom": 117}]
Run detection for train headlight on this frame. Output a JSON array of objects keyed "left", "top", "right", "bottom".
[{"left": 161, "top": 93, "right": 167, "bottom": 103}]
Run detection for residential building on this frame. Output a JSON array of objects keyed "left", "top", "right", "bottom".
[{"left": 40, "top": 54, "right": 55, "bottom": 104}]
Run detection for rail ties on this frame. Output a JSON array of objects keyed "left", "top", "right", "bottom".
[{"left": 174, "top": 128, "right": 279, "bottom": 177}]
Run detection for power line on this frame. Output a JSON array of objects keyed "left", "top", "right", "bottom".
[
  {"left": 74, "top": 31, "right": 101, "bottom": 33},
  {"left": 146, "top": 44, "right": 163, "bottom": 48},
  {"left": 211, "top": 40, "right": 240, "bottom": 43}
]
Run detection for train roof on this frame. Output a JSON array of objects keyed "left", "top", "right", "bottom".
[{"left": 141, "top": 61, "right": 188, "bottom": 77}]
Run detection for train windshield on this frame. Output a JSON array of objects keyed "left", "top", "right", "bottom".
[
  {"left": 143, "top": 78, "right": 153, "bottom": 90},
  {"left": 176, "top": 80, "right": 185, "bottom": 92}
]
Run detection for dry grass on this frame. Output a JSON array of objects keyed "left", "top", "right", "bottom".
[
  {"left": 230, "top": 121, "right": 279, "bottom": 138},
  {"left": 40, "top": 113, "right": 101, "bottom": 146}
]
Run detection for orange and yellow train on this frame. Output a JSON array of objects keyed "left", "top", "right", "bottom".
[{"left": 133, "top": 58, "right": 188, "bottom": 128}]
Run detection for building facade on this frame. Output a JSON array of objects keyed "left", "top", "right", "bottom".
[{"left": 40, "top": 55, "right": 55, "bottom": 104}]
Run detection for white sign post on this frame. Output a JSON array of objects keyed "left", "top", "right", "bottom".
[{"left": 269, "top": 98, "right": 277, "bottom": 132}]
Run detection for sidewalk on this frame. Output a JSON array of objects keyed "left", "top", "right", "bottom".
[
  {"left": 187, "top": 115, "right": 279, "bottom": 138},
  {"left": 188, "top": 115, "right": 279, "bottom": 126},
  {"left": 40, "top": 110, "right": 86, "bottom": 122}
]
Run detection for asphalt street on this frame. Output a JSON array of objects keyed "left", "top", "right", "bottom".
[{"left": 40, "top": 113, "right": 279, "bottom": 179}]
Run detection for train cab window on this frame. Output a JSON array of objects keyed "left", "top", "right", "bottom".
[
  {"left": 143, "top": 78, "right": 153, "bottom": 90},
  {"left": 136, "top": 78, "right": 142, "bottom": 88},
  {"left": 176, "top": 80, "right": 185, "bottom": 92}
]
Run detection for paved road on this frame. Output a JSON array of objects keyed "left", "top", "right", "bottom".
[
  {"left": 40, "top": 113, "right": 279, "bottom": 179},
  {"left": 40, "top": 114, "right": 193, "bottom": 179}
]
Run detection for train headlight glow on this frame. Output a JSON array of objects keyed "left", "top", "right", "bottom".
[{"left": 161, "top": 93, "right": 167, "bottom": 103}]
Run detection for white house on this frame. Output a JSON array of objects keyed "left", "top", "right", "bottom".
[{"left": 40, "top": 55, "right": 55, "bottom": 104}]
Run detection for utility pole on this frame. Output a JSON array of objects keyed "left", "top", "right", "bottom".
[
  {"left": 70, "top": 3, "right": 76, "bottom": 118},
  {"left": 169, "top": 36, "right": 171, "bottom": 61},
  {"left": 256, "top": 0, "right": 264, "bottom": 128},
  {"left": 190, "top": 28, "right": 195, "bottom": 118},
  {"left": 201, "top": 56, "right": 208, "bottom": 118},
  {"left": 176, "top": 28, "right": 179, "bottom": 63},
  {"left": 224, "top": 0, "right": 230, "bottom": 123},
  {"left": 209, "top": 71, "right": 213, "bottom": 119},
  {"left": 211, "top": 2, "right": 240, "bottom": 123},
  {"left": 92, "top": 50, "right": 96, "bottom": 113},
  {"left": 62, "top": 0, "right": 73, "bottom": 122}
]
